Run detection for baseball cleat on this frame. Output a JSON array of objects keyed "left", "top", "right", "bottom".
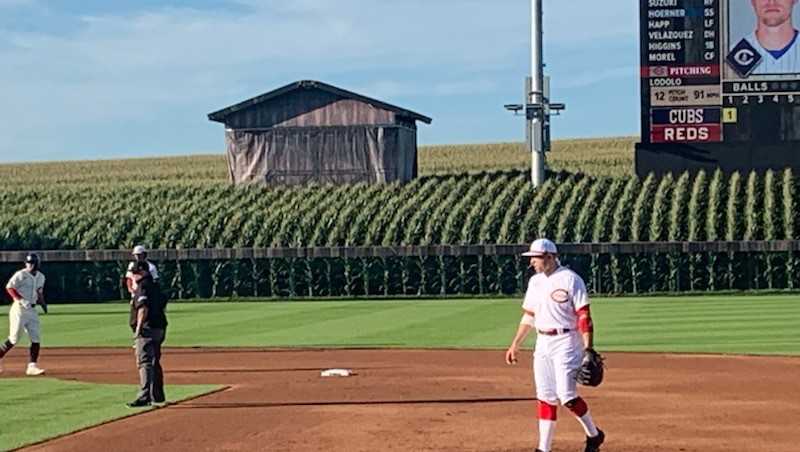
[
  {"left": 126, "top": 399, "right": 151, "bottom": 408},
  {"left": 25, "top": 363, "right": 45, "bottom": 376},
  {"left": 584, "top": 428, "right": 605, "bottom": 452}
]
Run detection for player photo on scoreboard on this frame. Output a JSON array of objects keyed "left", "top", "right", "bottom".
[{"left": 727, "top": 0, "right": 800, "bottom": 77}]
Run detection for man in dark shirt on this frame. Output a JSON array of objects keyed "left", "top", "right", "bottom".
[{"left": 127, "top": 261, "right": 168, "bottom": 408}]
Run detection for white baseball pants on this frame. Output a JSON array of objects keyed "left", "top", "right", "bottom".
[
  {"left": 533, "top": 331, "right": 583, "bottom": 404},
  {"left": 8, "top": 302, "right": 41, "bottom": 344}
]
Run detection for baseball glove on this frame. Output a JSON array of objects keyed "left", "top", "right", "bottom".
[{"left": 576, "top": 348, "right": 605, "bottom": 387}]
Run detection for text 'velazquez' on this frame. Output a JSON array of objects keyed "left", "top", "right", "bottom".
[{"left": 649, "top": 31, "right": 694, "bottom": 40}]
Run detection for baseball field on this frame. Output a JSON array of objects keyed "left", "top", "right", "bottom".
[
  {"left": 1, "top": 294, "right": 798, "bottom": 451},
  {"left": 1, "top": 138, "right": 798, "bottom": 451}
]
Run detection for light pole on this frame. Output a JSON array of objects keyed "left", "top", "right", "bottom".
[
  {"left": 504, "top": 0, "right": 565, "bottom": 187},
  {"left": 530, "top": 0, "right": 545, "bottom": 186}
]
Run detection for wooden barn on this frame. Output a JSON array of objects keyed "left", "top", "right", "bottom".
[{"left": 208, "top": 80, "right": 432, "bottom": 185}]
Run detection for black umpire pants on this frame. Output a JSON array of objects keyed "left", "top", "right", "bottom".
[{"left": 134, "top": 327, "right": 166, "bottom": 402}]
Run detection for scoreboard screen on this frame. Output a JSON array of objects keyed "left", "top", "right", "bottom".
[{"left": 640, "top": 0, "right": 800, "bottom": 146}]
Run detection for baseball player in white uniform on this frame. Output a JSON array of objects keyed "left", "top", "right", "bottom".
[
  {"left": 0, "top": 254, "right": 47, "bottom": 376},
  {"left": 505, "top": 239, "right": 604, "bottom": 452},
  {"left": 745, "top": 0, "right": 800, "bottom": 74}
]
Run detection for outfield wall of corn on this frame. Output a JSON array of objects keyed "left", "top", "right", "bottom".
[{"left": 1, "top": 162, "right": 797, "bottom": 300}]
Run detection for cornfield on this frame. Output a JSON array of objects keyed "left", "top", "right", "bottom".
[
  {"left": 0, "top": 137, "right": 635, "bottom": 186},
  {"left": 0, "top": 165, "right": 797, "bottom": 300}
]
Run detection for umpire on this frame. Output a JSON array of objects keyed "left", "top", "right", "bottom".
[{"left": 127, "top": 261, "right": 168, "bottom": 408}]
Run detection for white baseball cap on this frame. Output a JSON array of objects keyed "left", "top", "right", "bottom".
[
  {"left": 132, "top": 245, "right": 147, "bottom": 255},
  {"left": 521, "top": 238, "right": 558, "bottom": 257}
]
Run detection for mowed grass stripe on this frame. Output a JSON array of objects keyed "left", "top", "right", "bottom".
[
  {"left": 351, "top": 301, "right": 521, "bottom": 348},
  {"left": 612, "top": 312, "right": 794, "bottom": 322},
  {"left": 1, "top": 295, "right": 797, "bottom": 354},
  {"left": 597, "top": 295, "right": 798, "bottom": 311},
  {"left": 167, "top": 302, "right": 414, "bottom": 346},
  {"left": 595, "top": 296, "right": 800, "bottom": 354},
  {"left": 225, "top": 301, "right": 496, "bottom": 347},
  {"left": 611, "top": 315, "right": 797, "bottom": 327}
]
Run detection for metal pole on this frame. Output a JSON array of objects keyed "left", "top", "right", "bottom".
[
  {"left": 530, "top": 0, "right": 545, "bottom": 186},
  {"left": 525, "top": 77, "right": 532, "bottom": 161},
  {"left": 543, "top": 75, "right": 551, "bottom": 153}
]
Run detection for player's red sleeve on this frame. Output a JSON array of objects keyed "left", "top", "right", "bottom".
[
  {"left": 6, "top": 287, "right": 22, "bottom": 301},
  {"left": 576, "top": 305, "right": 593, "bottom": 333}
]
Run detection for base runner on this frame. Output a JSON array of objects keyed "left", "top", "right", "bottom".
[{"left": 0, "top": 253, "right": 47, "bottom": 376}]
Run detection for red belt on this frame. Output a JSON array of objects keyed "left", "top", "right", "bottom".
[{"left": 537, "top": 328, "right": 571, "bottom": 336}]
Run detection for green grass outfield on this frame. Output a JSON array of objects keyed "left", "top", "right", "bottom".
[
  {"left": 6, "top": 294, "right": 798, "bottom": 355},
  {"left": 0, "top": 379, "right": 220, "bottom": 451}
]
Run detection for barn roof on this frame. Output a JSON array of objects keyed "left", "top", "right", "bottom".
[{"left": 208, "top": 80, "right": 432, "bottom": 124}]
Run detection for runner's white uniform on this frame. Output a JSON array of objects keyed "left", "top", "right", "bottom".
[
  {"left": 744, "top": 31, "right": 800, "bottom": 75},
  {"left": 5, "top": 269, "right": 45, "bottom": 345},
  {"left": 522, "top": 265, "right": 589, "bottom": 405}
]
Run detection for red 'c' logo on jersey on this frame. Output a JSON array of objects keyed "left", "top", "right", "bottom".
[{"left": 550, "top": 289, "right": 570, "bottom": 303}]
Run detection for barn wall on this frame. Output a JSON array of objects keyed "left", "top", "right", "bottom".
[{"left": 225, "top": 126, "right": 417, "bottom": 185}]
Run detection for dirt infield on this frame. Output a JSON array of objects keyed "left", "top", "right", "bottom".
[{"left": 4, "top": 348, "right": 798, "bottom": 452}]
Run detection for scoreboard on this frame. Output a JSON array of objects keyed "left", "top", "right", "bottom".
[{"left": 637, "top": 0, "right": 800, "bottom": 175}]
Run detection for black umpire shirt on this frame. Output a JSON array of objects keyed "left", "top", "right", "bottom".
[{"left": 129, "top": 276, "right": 168, "bottom": 332}]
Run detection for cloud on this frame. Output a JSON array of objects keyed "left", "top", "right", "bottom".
[
  {"left": 0, "top": 1, "right": 528, "bottom": 119},
  {"left": 1, "top": 1, "right": 627, "bottom": 90},
  {"left": 0, "top": 0, "right": 643, "bottom": 159}
]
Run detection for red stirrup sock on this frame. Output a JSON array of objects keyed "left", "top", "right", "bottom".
[
  {"left": 537, "top": 401, "right": 557, "bottom": 451},
  {"left": 566, "top": 397, "right": 598, "bottom": 437}
]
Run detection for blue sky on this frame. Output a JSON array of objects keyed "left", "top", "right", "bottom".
[{"left": 0, "top": 0, "right": 639, "bottom": 163}]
